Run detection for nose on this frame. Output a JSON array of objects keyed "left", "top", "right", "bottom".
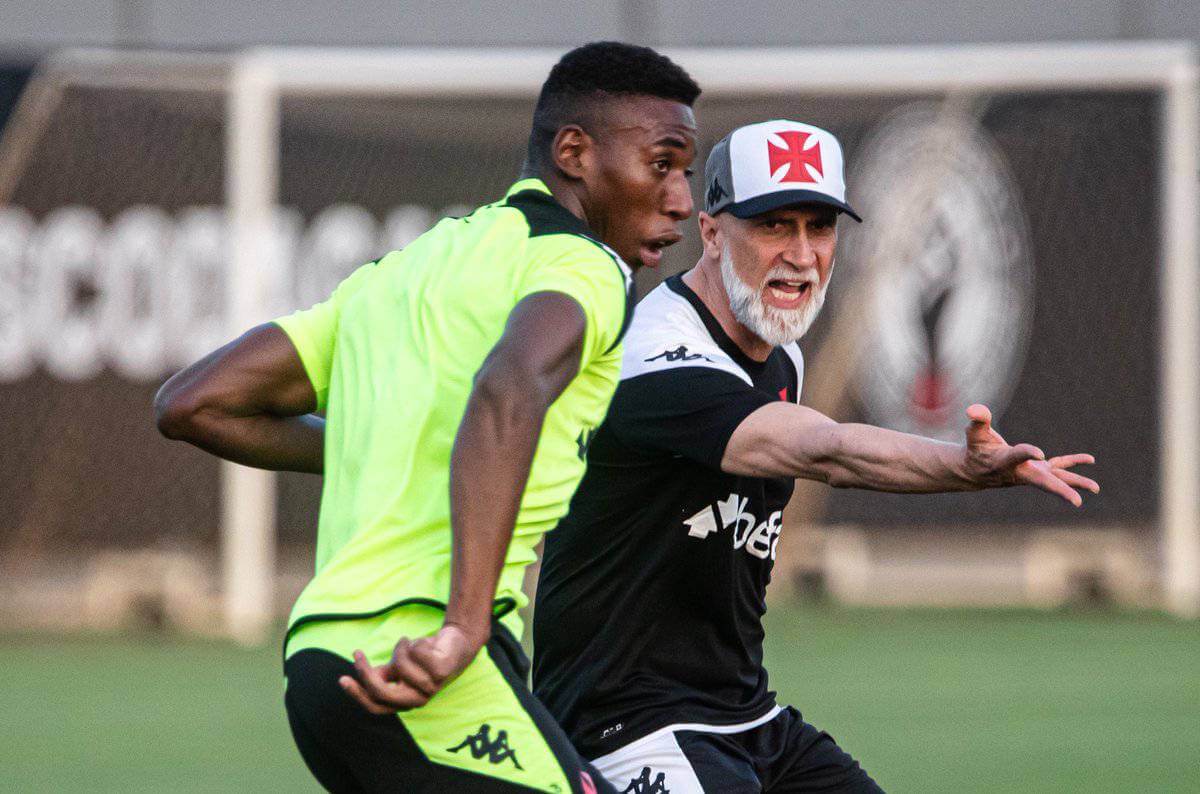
[
  {"left": 781, "top": 229, "right": 817, "bottom": 269},
  {"left": 662, "top": 172, "right": 694, "bottom": 221}
]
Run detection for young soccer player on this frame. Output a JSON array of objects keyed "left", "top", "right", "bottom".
[
  {"left": 155, "top": 42, "right": 699, "bottom": 793},
  {"left": 532, "top": 120, "right": 1098, "bottom": 793}
]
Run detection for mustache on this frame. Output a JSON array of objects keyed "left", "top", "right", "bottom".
[{"left": 758, "top": 267, "right": 820, "bottom": 288}]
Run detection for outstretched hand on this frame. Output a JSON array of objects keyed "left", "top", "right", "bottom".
[
  {"left": 338, "top": 624, "right": 483, "bottom": 714},
  {"left": 962, "top": 404, "right": 1098, "bottom": 507}
]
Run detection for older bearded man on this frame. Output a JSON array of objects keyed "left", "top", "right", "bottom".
[{"left": 530, "top": 120, "right": 1098, "bottom": 793}]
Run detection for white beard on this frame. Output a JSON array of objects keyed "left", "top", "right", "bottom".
[{"left": 720, "top": 244, "right": 827, "bottom": 347}]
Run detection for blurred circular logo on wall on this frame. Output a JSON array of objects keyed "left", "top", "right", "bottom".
[{"left": 840, "top": 103, "right": 1034, "bottom": 441}]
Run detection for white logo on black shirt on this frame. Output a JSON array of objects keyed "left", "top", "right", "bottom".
[
  {"left": 683, "top": 493, "right": 782, "bottom": 560},
  {"left": 600, "top": 722, "right": 624, "bottom": 739}
]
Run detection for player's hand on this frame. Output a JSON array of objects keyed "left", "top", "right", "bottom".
[
  {"left": 338, "top": 624, "right": 484, "bottom": 714},
  {"left": 962, "top": 404, "right": 1099, "bottom": 507}
]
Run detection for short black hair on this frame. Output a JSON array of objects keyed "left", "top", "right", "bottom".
[{"left": 526, "top": 42, "right": 701, "bottom": 171}]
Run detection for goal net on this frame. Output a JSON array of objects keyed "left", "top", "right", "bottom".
[{"left": 0, "top": 44, "right": 1195, "bottom": 642}]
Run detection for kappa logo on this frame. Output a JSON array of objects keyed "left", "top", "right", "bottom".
[
  {"left": 622, "top": 767, "right": 669, "bottom": 794},
  {"left": 706, "top": 177, "right": 728, "bottom": 207},
  {"left": 447, "top": 724, "right": 523, "bottom": 770},
  {"left": 767, "top": 130, "right": 823, "bottom": 184},
  {"left": 683, "top": 493, "right": 783, "bottom": 561},
  {"left": 644, "top": 346, "right": 714, "bottom": 363},
  {"left": 577, "top": 427, "right": 597, "bottom": 461}
]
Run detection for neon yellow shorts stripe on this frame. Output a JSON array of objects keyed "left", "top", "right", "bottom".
[{"left": 286, "top": 605, "right": 569, "bottom": 792}]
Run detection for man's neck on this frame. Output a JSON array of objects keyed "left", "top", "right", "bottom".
[
  {"left": 521, "top": 168, "right": 590, "bottom": 227},
  {"left": 682, "top": 260, "right": 775, "bottom": 362}
]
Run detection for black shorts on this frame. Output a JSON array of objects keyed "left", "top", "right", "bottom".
[
  {"left": 590, "top": 706, "right": 882, "bottom": 793},
  {"left": 284, "top": 623, "right": 613, "bottom": 794}
]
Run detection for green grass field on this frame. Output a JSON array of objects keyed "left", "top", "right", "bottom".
[{"left": 2, "top": 607, "right": 1197, "bottom": 792}]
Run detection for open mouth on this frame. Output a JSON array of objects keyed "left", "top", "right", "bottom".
[
  {"left": 639, "top": 233, "right": 682, "bottom": 268},
  {"left": 766, "top": 278, "right": 813, "bottom": 305}
]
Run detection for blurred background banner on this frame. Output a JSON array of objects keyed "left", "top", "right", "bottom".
[
  {"left": 0, "top": 42, "right": 1194, "bottom": 637},
  {"left": 0, "top": 4, "right": 1199, "bottom": 793}
]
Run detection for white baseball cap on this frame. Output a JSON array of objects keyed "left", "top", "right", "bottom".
[{"left": 704, "top": 119, "right": 861, "bottom": 222}]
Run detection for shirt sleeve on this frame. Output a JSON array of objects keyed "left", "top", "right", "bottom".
[
  {"left": 605, "top": 367, "right": 776, "bottom": 469},
  {"left": 272, "top": 261, "right": 375, "bottom": 411},
  {"left": 516, "top": 238, "right": 631, "bottom": 366}
]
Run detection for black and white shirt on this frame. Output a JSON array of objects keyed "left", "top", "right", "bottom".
[{"left": 532, "top": 273, "right": 803, "bottom": 760}]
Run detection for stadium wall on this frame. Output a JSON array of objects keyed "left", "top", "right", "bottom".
[{"left": 0, "top": 0, "right": 1199, "bottom": 56}]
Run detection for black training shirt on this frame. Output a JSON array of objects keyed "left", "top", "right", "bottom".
[{"left": 532, "top": 273, "right": 802, "bottom": 759}]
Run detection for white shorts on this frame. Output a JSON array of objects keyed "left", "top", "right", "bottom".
[
  {"left": 590, "top": 707, "right": 782, "bottom": 793},
  {"left": 588, "top": 705, "right": 881, "bottom": 793}
]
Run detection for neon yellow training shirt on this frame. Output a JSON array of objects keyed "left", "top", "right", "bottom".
[{"left": 274, "top": 179, "right": 633, "bottom": 643}]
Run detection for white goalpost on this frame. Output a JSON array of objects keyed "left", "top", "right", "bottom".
[
  {"left": 223, "top": 59, "right": 281, "bottom": 645},
  {"left": 0, "top": 42, "right": 1195, "bottom": 643},
  {"left": 1159, "top": 54, "right": 1200, "bottom": 619}
]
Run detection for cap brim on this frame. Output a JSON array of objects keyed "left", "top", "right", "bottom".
[{"left": 726, "top": 189, "right": 862, "bottom": 223}]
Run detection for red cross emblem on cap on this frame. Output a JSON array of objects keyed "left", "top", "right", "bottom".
[{"left": 767, "top": 130, "right": 823, "bottom": 184}]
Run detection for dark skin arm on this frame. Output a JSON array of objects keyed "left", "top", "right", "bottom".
[
  {"left": 154, "top": 323, "right": 324, "bottom": 474},
  {"left": 339, "top": 291, "right": 587, "bottom": 714}
]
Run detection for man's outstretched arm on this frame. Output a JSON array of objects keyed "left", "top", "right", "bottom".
[
  {"left": 723, "top": 402, "right": 1098, "bottom": 506},
  {"left": 339, "top": 291, "right": 587, "bottom": 715},
  {"left": 154, "top": 323, "right": 324, "bottom": 474}
]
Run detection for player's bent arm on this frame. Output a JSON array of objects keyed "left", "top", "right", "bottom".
[
  {"left": 154, "top": 323, "right": 325, "bottom": 474},
  {"left": 341, "top": 294, "right": 586, "bottom": 715},
  {"left": 443, "top": 291, "right": 587, "bottom": 651},
  {"left": 722, "top": 401, "right": 972, "bottom": 492}
]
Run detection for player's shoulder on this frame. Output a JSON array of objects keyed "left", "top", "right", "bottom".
[
  {"left": 522, "top": 231, "right": 625, "bottom": 277},
  {"left": 621, "top": 281, "right": 752, "bottom": 385}
]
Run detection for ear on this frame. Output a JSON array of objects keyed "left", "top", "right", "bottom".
[
  {"left": 550, "top": 125, "right": 593, "bottom": 181},
  {"left": 698, "top": 212, "right": 723, "bottom": 260}
]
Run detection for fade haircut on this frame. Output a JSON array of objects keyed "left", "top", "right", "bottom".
[{"left": 526, "top": 42, "right": 701, "bottom": 171}]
